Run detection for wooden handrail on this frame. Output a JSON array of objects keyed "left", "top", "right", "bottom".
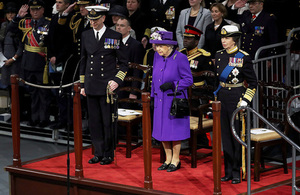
[
  {"left": 142, "top": 92, "right": 152, "bottom": 189},
  {"left": 212, "top": 101, "right": 222, "bottom": 195},
  {"left": 73, "top": 83, "right": 83, "bottom": 178},
  {"left": 10, "top": 74, "right": 21, "bottom": 167}
]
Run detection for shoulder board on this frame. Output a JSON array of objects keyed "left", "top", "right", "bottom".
[
  {"left": 179, "top": 48, "right": 187, "bottom": 52},
  {"left": 216, "top": 49, "right": 226, "bottom": 53},
  {"left": 270, "top": 14, "right": 274, "bottom": 16},
  {"left": 239, "top": 49, "right": 249, "bottom": 56},
  {"left": 45, "top": 17, "right": 51, "bottom": 21},
  {"left": 198, "top": 48, "right": 211, "bottom": 57}
]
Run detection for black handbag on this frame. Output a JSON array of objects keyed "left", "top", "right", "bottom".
[{"left": 170, "top": 82, "right": 190, "bottom": 117}]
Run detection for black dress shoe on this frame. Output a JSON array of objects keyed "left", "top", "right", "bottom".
[
  {"left": 167, "top": 161, "right": 181, "bottom": 172},
  {"left": 231, "top": 178, "right": 241, "bottom": 184},
  {"left": 100, "top": 157, "right": 113, "bottom": 165},
  {"left": 38, "top": 120, "right": 49, "bottom": 128},
  {"left": 158, "top": 163, "right": 170, "bottom": 170},
  {"left": 221, "top": 176, "right": 232, "bottom": 182},
  {"left": 49, "top": 122, "right": 67, "bottom": 130},
  {"left": 27, "top": 120, "right": 38, "bottom": 126},
  {"left": 88, "top": 156, "right": 101, "bottom": 164}
]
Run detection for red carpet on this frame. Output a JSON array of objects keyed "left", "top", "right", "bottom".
[{"left": 23, "top": 147, "right": 298, "bottom": 195}]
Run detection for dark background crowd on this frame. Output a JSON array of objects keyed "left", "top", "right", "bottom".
[{"left": 0, "top": 0, "right": 299, "bottom": 130}]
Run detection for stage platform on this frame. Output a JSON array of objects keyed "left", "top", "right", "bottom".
[{"left": 5, "top": 146, "right": 300, "bottom": 195}]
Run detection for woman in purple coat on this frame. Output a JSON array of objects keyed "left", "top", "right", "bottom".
[{"left": 150, "top": 31, "right": 193, "bottom": 172}]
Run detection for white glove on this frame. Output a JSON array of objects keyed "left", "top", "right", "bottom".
[{"left": 239, "top": 100, "right": 248, "bottom": 107}]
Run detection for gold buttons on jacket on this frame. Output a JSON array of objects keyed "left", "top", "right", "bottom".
[
  {"left": 101, "top": 56, "right": 104, "bottom": 58},
  {"left": 91, "top": 61, "right": 94, "bottom": 64},
  {"left": 101, "top": 74, "right": 104, "bottom": 76},
  {"left": 90, "top": 68, "right": 93, "bottom": 70},
  {"left": 91, "top": 74, "right": 93, "bottom": 76},
  {"left": 101, "top": 62, "right": 103, "bottom": 64},
  {"left": 218, "top": 59, "right": 220, "bottom": 61},
  {"left": 101, "top": 68, "right": 104, "bottom": 71},
  {"left": 91, "top": 55, "right": 94, "bottom": 58}
]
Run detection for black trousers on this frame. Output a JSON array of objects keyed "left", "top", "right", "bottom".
[
  {"left": 218, "top": 87, "right": 243, "bottom": 179},
  {"left": 24, "top": 70, "right": 51, "bottom": 122},
  {"left": 87, "top": 95, "right": 113, "bottom": 158}
]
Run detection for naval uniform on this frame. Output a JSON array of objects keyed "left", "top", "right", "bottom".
[
  {"left": 239, "top": 10, "right": 278, "bottom": 59},
  {"left": 144, "top": 0, "right": 188, "bottom": 38},
  {"left": 215, "top": 46, "right": 257, "bottom": 179},
  {"left": 80, "top": 26, "right": 128, "bottom": 158},
  {"left": 118, "top": 36, "right": 145, "bottom": 102},
  {"left": 9, "top": 15, "right": 51, "bottom": 124},
  {"left": 58, "top": 11, "right": 92, "bottom": 74}
]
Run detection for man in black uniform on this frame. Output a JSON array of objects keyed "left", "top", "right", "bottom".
[
  {"left": 239, "top": 0, "right": 278, "bottom": 59},
  {"left": 80, "top": 5, "right": 128, "bottom": 165},
  {"left": 48, "top": 0, "right": 72, "bottom": 130},
  {"left": 8, "top": 0, "right": 51, "bottom": 127},
  {"left": 59, "top": 0, "right": 94, "bottom": 66},
  {"left": 116, "top": 16, "right": 144, "bottom": 101},
  {"left": 215, "top": 25, "right": 257, "bottom": 184}
]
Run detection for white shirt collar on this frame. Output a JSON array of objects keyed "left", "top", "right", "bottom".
[
  {"left": 93, "top": 25, "right": 106, "bottom": 40},
  {"left": 122, "top": 34, "right": 130, "bottom": 45},
  {"left": 253, "top": 11, "right": 262, "bottom": 18}
]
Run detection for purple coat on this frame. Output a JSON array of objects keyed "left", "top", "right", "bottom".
[{"left": 151, "top": 50, "right": 193, "bottom": 141}]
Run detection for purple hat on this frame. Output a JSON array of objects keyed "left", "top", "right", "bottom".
[{"left": 149, "top": 31, "right": 177, "bottom": 45}]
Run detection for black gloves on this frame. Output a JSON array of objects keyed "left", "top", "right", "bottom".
[{"left": 160, "top": 82, "right": 173, "bottom": 92}]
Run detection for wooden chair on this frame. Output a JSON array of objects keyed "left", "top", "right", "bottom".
[
  {"left": 188, "top": 71, "right": 215, "bottom": 168},
  {"left": 250, "top": 81, "right": 293, "bottom": 181},
  {"left": 117, "top": 63, "right": 151, "bottom": 158},
  {"left": 160, "top": 71, "right": 215, "bottom": 168}
]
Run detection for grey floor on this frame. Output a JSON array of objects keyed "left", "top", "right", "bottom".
[{"left": 0, "top": 135, "right": 70, "bottom": 195}]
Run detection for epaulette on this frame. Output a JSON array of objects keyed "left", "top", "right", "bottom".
[
  {"left": 216, "top": 49, "right": 226, "bottom": 53},
  {"left": 179, "top": 48, "right": 187, "bottom": 52},
  {"left": 198, "top": 48, "right": 211, "bottom": 57},
  {"left": 239, "top": 49, "right": 249, "bottom": 56}
]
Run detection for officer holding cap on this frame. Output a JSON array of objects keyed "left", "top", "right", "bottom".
[
  {"left": 9, "top": 0, "right": 51, "bottom": 127},
  {"left": 214, "top": 25, "right": 257, "bottom": 184},
  {"left": 80, "top": 5, "right": 128, "bottom": 165}
]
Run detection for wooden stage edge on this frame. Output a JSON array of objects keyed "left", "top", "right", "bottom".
[{"left": 5, "top": 151, "right": 176, "bottom": 195}]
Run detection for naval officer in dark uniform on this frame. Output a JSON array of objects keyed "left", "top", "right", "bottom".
[
  {"left": 58, "top": 0, "right": 94, "bottom": 68},
  {"left": 80, "top": 5, "right": 128, "bottom": 165},
  {"left": 8, "top": 0, "right": 51, "bottom": 127},
  {"left": 239, "top": 0, "right": 278, "bottom": 59},
  {"left": 214, "top": 25, "right": 257, "bottom": 184}
]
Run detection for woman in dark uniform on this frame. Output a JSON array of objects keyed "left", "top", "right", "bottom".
[{"left": 214, "top": 25, "right": 257, "bottom": 184}]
